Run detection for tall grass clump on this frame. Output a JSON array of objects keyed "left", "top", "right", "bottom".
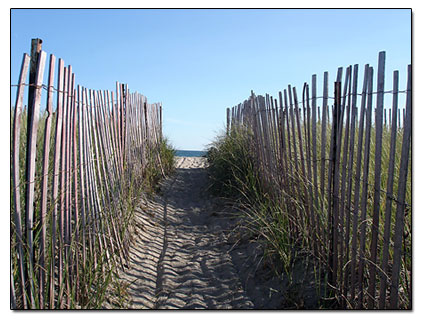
[
  {"left": 207, "top": 126, "right": 321, "bottom": 307},
  {"left": 143, "top": 137, "right": 175, "bottom": 196},
  {"left": 207, "top": 127, "right": 258, "bottom": 199},
  {"left": 159, "top": 137, "right": 176, "bottom": 176}
]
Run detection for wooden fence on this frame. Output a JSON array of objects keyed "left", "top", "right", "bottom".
[
  {"left": 227, "top": 51, "right": 411, "bottom": 309},
  {"left": 11, "top": 39, "right": 164, "bottom": 309}
]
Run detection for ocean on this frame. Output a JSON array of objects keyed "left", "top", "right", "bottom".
[{"left": 175, "top": 150, "right": 207, "bottom": 157}]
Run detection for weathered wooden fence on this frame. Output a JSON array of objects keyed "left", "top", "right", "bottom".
[
  {"left": 11, "top": 39, "right": 163, "bottom": 309},
  {"left": 227, "top": 51, "right": 411, "bottom": 309}
]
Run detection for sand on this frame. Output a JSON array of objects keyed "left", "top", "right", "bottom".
[{"left": 117, "top": 156, "right": 303, "bottom": 309}]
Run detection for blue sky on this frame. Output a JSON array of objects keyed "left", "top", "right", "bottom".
[{"left": 11, "top": 9, "right": 411, "bottom": 150}]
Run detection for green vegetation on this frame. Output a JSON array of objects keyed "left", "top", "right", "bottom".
[
  {"left": 143, "top": 137, "right": 175, "bottom": 196},
  {"left": 207, "top": 117, "right": 411, "bottom": 309},
  {"left": 206, "top": 127, "right": 316, "bottom": 306},
  {"left": 11, "top": 107, "right": 175, "bottom": 309},
  {"left": 207, "top": 127, "right": 257, "bottom": 199}
]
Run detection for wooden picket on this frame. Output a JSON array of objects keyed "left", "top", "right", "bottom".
[
  {"left": 12, "top": 53, "right": 31, "bottom": 309},
  {"left": 379, "top": 70, "right": 399, "bottom": 308},
  {"left": 39, "top": 53, "right": 55, "bottom": 308}
]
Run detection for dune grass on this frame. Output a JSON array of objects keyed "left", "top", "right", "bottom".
[
  {"left": 207, "top": 120, "right": 411, "bottom": 309},
  {"left": 11, "top": 107, "right": 175, "bottom": 309}
]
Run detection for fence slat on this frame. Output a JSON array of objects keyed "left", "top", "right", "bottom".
[
  {"left": 71, "top": 86, "right": 80, "bottom": 301},
  {"left": 319, "top": 72, "right": 329, "bottom": 250},
  {"left": 39, "top": 54, "right": 56, "bottom": 308},
  {"left": 11, "top": 53, "right": 31, "bottom": 310},
  {"left": 338, "top": 65, "right": 351, "bottom": 274},
  {"left": 338, "top": 66, "right": 352, "bottom": 304},
  {"left": 328, "top": 81, "right": 341, "bottom": 287},
  {"left": 390, "top": 65, "right": 412, "bottom": 309},
  {"left": 64, "top": 71, "right": 75, "bottom": 307},
  {"left": 81, "top": 87, "right": 97, "bottom": 267},
  {"left": 368, "top": 51, "right": 386, "bottom": 308},
  {"left": 58, "top": 66, "right": 69, "bottom": 307},
  {"left": 342, "top": 63, "right": 359, "bottom": 306},
  {"left": 349, "top": 64, "right": 369, "bottom": 304},
  {"left": 277, "top": 93, "right": 286, "bottom": 187},
  {"left": 357, "top": 66, "right": 374, "bottom": 309},
  {"left": 302, "top": 83, "right": 317, "bottom": 255},
  {"left": 49, "top": 58, "right": 64, "bottom": 309},
  {"left": 311, "top": 75, "right": 321, "bottom": 257},
  {"left": 77, "top": 86, "right": 87, "bottom": 269},
  {"left": 379, "top": 70, "right": 399, "bottom": 308}
]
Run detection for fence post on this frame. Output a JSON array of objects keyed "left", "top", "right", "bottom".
[
  {"left": 27, "top": 38, "right": 42, "bottom": 131},
  {"left": 25, "top": 37, "right": 42, "bottom": 239},
  {"left": 25, "top": 38, "right": 46, "bottom": 308}
]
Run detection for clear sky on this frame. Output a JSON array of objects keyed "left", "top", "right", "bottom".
[{"left": 10, "top": 8, "right": 411, "bottom": 150}]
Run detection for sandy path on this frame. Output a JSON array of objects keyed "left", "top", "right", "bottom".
[{"left": 119, "top": 156, "right": 287, "bottom": 309}]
